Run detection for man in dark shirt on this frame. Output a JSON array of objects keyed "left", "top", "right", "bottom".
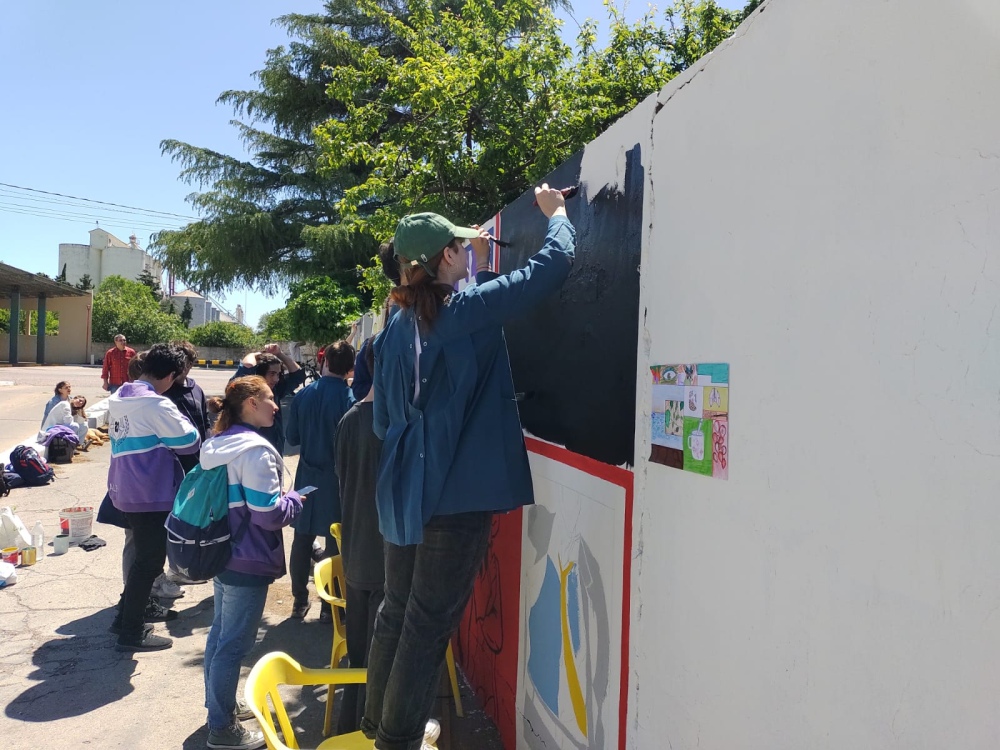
[
  {"left": 333, "top": 338, "right": 385, "bottom": 734},
  {"left": 230, "top": 344, "right": 305, "bottom": 455}
]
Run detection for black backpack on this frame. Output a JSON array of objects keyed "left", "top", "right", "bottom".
[
  {"left": 10, "top": 445, "right": 55, "bottom": 486},
  {"left": 47, "top": 437, "right": 75, "bottom": 465}
]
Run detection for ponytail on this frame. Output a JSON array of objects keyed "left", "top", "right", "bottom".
[{"left": 211, "top": 375, "right": 270, "bottom": 435}]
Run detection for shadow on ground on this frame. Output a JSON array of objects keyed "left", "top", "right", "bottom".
[{"left": 5, "top": 608, "right": 138, "bottom": 722}]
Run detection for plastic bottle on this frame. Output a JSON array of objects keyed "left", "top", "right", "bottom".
[{"left": 32, "top": 522, "right": 44, "bottom": 556}]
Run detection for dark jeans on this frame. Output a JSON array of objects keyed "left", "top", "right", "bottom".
[
  {"left": 337, "top": 583, "right": 385, "bottom": 735},
  {"left": 114, "top": 511, "right": 169, "bottom": 639},
  {"left": 361, "top": 511, "right": 493, "bottom": 750},
  {"left": 289, "top": 531, "right": 337, "bottom": 616}
]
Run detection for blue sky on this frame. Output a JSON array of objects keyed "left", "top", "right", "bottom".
[{"left": 0, "top": 0, "right": 744, "bottom": 329}]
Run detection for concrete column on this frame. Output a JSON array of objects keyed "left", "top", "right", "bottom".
[
  {"left": 8, "top": 289, "right": 19, "bottom": 365},
  {"left": 36, "top": 294, "right": 46, "bottom": 364}
]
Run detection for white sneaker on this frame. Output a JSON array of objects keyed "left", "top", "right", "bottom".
[
  {"left": 151, "top": 574, "right": 184, "bottom": 599},
  {"left": 423, "top": 718, "right": 441, "bottom": 748}
]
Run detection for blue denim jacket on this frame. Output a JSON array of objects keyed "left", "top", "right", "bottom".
[{"left": 373, "top": 215, "right": 575, "bottom": 545}]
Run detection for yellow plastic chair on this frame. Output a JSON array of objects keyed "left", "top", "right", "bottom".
[
  {"left": 328, "top": 523, "right": 464, "bottom": 719},
  {"left": 244, "top": 651, "right": 372, "bottom": 750},
  {"left": 314, "top": 555, "right": 349, "bottom": 735}
]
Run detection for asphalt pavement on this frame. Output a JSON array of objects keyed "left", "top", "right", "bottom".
[{"left": 0, "top": 365, "right": 501, "bottom": 749}]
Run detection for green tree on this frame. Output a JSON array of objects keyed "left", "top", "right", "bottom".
[
  {"left": 0, "top": 310, "right": 58, "bottom": 335},
  {"left": 76, "top": 273, "right": 93, "bottom": 292},
  {"left": 180, "top": 298, "right": 194, "bottom": 327},
  {"left": 286, "top": 276, "right": 362, "bottom": 344},
  {"left": 153, "top": 0, "right": 754, "bottom": 298},
  {"left": 55, "top": 264, "right": 67, "bottom": 284},
  {"left": 92, "top": 275, "right": 186, "bottom": 344},
  {"left": 136, "top": 269, "right": 163, "bottom": 297},
  {"left": 188, "top": 321, "right": 260, "bottom": 349},
  {"left": 257, "top": 306, "right": 295, "bottom": 341}
]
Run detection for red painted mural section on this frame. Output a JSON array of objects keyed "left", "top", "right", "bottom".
[{"left": 455, "top": 508, "right": 523, "bottom": 750}]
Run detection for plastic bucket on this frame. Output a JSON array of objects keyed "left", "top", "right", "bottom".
[{"left": 59, "top": 506, "right": 94, "bottom": 543}]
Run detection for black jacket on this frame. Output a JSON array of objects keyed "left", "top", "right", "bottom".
[{"left": 164, "top": 377, "right": 210, "bottom": 472}]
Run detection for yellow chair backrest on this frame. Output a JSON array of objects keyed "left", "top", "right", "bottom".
[
  {"left": 314, "top": 556, "right": 348, "bottom": 648},
  {"left": 244, "top": 651, "right": 370, "bottom": 750},
  {"left": 330, "top": 522, "right": 342, "bottom": 549}
]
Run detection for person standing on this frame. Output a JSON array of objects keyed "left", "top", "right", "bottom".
[
  {"left": 108, "top": 343, "right": 201, "bottom": 652},
  {"left": 200, "top": 376, "right": 305, "bottom": 750},
  {"left": 362, "top": 185, "right": 575, "bottom": 750},
  {"left": 333, "top": 339, "right": 385, "bottom": 734},
  {"left": 164, "top": 341, "right": 211, "bottom": 472},
  {"left": 231, "top": 344, "right": 305, "bottom": 455},
  {"left": 284, "top": 340, "right": 355, "bottom": 620},
  {"left": 102, "top": 334, "right": 136, "bottom": 393}
]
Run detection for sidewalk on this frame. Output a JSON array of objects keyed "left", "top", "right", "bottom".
[{"left": 0, "top": 432, "right": 503, "bottom": 749}]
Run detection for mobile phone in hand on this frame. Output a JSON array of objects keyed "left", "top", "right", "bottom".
[{"left": 297, "top": 485, "right": 318, "bottom": 496}]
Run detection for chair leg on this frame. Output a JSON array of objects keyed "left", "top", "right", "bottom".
[
  {"left": 445, "top": 642, "right": 463, "bottom": 717},
  {"left": 324, "top": 683, "right": 334, "bottom": 737}
]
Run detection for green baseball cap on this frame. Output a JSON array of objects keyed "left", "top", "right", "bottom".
[{"left": 393, "top": 212, "right": 480, "bottom": 277}]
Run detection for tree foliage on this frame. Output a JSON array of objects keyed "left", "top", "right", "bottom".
[
  {"left": 136, "top": 269, "right": 163, "bottom": 297},
  {"left": 257, "top": 306, "right": 295, "bottom": 341},
  {"left": 180, "top": 298, "right": 194, "bottom": 327},
  {"left": 153, "top": 0, "right": 756, "bottom": 297},
  {"left": 76, "top": 274, "right": 93, "bottom": 291},
  {"left": 92, "top": 275, "right": 186, "bottom": 344},
  {"left": 188, "top": 321, "right": 260, "bottom": 349},
  {"left": 286, "top": 276, "right": 362, "bottom": 344},
  {"left": 0, "top": 310, "right": 59, "bottom": 336}
]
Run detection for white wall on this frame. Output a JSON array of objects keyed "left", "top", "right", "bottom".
[{"left": 630, "top": 1, "right": 1000, "bottom": 748}]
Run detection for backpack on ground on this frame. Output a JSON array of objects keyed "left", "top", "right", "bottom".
[
  {"left": 47, "top": 437, "right": 74, "bottom": 465},
  {"left": 165, "top": 463, "right": 246, "bottom": 582},
  {"left": 9, "top": 446, "right": 55, "bottom": 486}
]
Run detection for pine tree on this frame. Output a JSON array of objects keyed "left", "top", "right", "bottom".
[
  {"left": 55, "top": 264, "right": 67, "bottom": 284},
  {"left": 76, "top": 274, "right": 93, "bottom": 291},
  {"left": 180, "top": 298, "right": 194, "bottom": 328}
]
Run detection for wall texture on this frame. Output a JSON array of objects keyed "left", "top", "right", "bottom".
[{"left": 630, "top": 0, "right": 1000, "bottom": 748}]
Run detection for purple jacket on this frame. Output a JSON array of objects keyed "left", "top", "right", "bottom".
[
  {"left": 108, "top": 381, "right": 201, "bottom": 513},
  {"left": 200, "top": 425, "right": 303, "bottom": 579}
]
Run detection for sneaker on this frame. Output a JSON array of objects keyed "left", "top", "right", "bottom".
[
  {"left": 233, "top": 697, "right": 254, "bottom": 721},
  {"left": 423, "top": 718, "right": 441, "bottom": 749},
  {"left": 291, "top": 601, "right": 310, "bottom": 619},
  {"left": 144, "top": 599, "right": 178, "bottom": 622},
  {"left": 206, "top": 720, "right": 265, "bottom": 750},
  {"left": 116, "top": 624, "right": 172, "bottom": 652},
  {"left": 151, "top": 574, "right": 185, "bottom": 600}
]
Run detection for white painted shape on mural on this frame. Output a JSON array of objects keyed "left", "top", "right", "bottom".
[{"left": 516, "top": 451, "right": 626, "bottom": 750}]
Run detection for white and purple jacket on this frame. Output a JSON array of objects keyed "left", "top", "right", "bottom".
[
  {"left": 200, "top": 425, "right": 303, "bottom": 579},
  {"left": 108, "top": 381, "right": 201, "bottom": 513}
]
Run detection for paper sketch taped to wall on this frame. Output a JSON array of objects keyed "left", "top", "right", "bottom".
[{"left": 649, "top": 363, "right": 729, "bottom": 479}]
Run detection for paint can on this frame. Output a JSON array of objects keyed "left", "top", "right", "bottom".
[
  {"left": 1, "top": 547, "right": 20, "bottom": 566},
  {"left": 20, "top": 547, "right": 36, "bottom": 566}
]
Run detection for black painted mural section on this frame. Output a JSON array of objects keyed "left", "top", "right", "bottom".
[{"left": 498, "top": 145, "right": 643, "bottom": 467}]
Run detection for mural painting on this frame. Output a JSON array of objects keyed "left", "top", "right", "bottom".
[
  {"left": 455, "top": 510, "right": 523, "bottom": 750},
  {"left": 518, "top": 439, "right": 633, "bottom": 750}
]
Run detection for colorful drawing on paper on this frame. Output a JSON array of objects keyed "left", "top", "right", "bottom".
[{"left": 649, "top": 362, "right": 729, "bottom": 479}]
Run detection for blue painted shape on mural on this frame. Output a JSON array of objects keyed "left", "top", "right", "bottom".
[
  {"left": 698, "top": 363, "right": 729, "bottom": 384},
  {"left": 567, "top": 567, "right": 581, "bottom": 653},
  {"left": 527, "top": 558, "right": 562, "bottom": 714}
]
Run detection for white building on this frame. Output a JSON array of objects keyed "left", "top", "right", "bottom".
[
  {"left": 170, "top": 288, "right": 235, "bottom": 327},
  {"left": 58, "top": 228, "right": 162, "bottom": 289}
]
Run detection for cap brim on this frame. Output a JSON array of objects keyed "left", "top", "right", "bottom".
[{"left": 452, "top": 225, "right": 480, "bottom": 240}]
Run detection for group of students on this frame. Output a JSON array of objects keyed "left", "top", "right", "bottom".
[{"left": 94, "top": 183, "right": 574, "bottom": 750}]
